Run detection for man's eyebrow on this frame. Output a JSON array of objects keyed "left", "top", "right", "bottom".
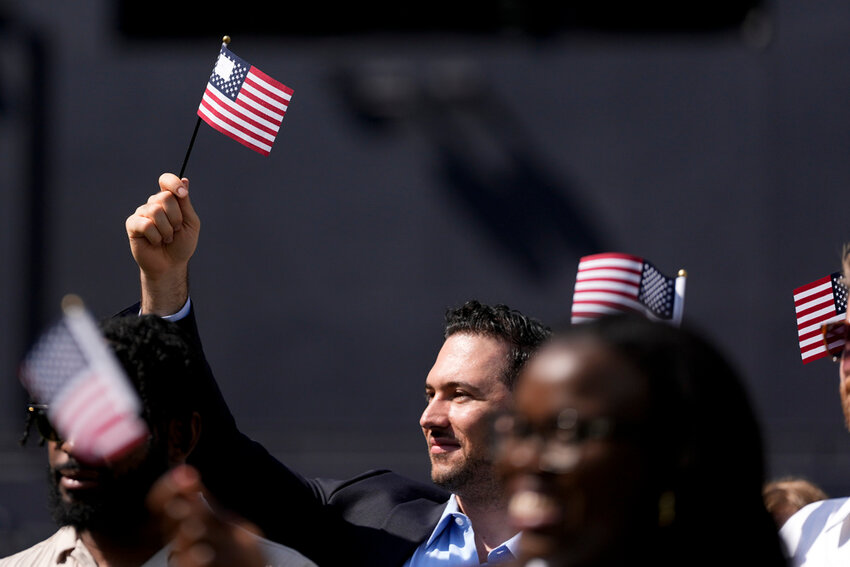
[{"left": 432, "top": 380, "right": 485, "bottom": 394}]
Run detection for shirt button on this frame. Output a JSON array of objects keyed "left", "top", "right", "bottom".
[{"left": 454, "top": 517, "right": 464, "bottom": 526}]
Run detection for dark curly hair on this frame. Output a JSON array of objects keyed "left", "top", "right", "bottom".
[
  {"left": 98, "top": 314, "right": 205, "bottom": 436},
  {"left": 22, "top": 314, "right": 206, "bottom": 446},
  {"left": 443, "top": 299, "right": 551, "bottom": 390}
]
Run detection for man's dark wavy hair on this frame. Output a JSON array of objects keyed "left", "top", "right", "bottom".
[{"left": 443, "top": 299, "right": 551, "bottom": 390}]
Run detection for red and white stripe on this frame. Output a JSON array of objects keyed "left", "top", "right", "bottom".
[
  {"left": 571, "top": 253, "right": 645, "bottom": 323},
  {"left": 50, "top": 369, "right": 147, "bottom": 462},
  {"left": 51, "top": 303, "right": 148, "bottom": 462},
  {"left": 198, "top": 66, "right": 293, "bottom": 156},
  {"left": 794, "top": 274, "right": 844, "bottom": 363}
]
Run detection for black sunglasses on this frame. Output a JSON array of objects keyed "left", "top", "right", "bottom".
[{"left": 27, "top": 404, "right": 62, "bottom": 443}]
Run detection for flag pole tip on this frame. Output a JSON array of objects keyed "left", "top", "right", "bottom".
[
  {"left": 678, "top": 269, "right": 687, "bottom": 277},
  {"left": 61, "top": 294, "right": 84, "bottom": 312},
  {"left": 222, "top": 35, "right": 231, "bottom": 45}
]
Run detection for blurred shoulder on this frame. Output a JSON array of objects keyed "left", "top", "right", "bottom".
[
  {"left": 780, "top": 497, "right": 850, "bottom": 564},
  {"left": 0, "top": 526, "right": 81, "bottom": 566}
]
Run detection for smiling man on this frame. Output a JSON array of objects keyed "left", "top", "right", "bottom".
[
  {"left": 2, "top": 315, "right": 206, "bottom": 567},
  {"left": 1, "top": 315, "right": 316, "bottom": 567},
  {"left": 121, "top": 172, "right": 552, "bottom": 566},
  {"left": 407, "top": 301, "right": 548, "bottom": 565}
]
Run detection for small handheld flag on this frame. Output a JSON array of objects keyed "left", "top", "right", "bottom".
[
  {"left": 179, "top": 36, "right": 294, "bottom": 176},
  {"left": 570, "top": 252, "right": 686, "bottom": 327},
  {"left": 793, "top": 272, "right": 848, "bottom": 363},
  {"left": 19, "top": 295, "right": 148, "bottom": 463}
]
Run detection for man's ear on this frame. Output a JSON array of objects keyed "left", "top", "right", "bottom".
[{"left": 167, "top": 411, "right": 202, "bottom": 465}]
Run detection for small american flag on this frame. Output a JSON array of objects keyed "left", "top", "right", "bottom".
[
  {"left": 570, "top": 252, "right": 686, "bottom": 326},
  {"left": 19, "top": 297, "right": 148, "bottom": 462},
  {"left": 793, "top": 272, "right": 848, "bottom": 363},
  {"left": 198, "top": 44, "right": 293, "bottom": 156}
]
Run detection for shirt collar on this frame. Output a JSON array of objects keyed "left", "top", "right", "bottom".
[
  {"left": 424, "top": 495, "right": 522, "bottom": 561},
  {"left": 53, "top": 526, "right": 79, "bottom": 561},
  {"left": 53, "top": 526, "right": 97, "bottom": 565},
  {"left": 423, "top": 496, "right": 462, "bottom": 548},
  {"left": 821, "top": 497, "right": 850, "bottom": 533}
]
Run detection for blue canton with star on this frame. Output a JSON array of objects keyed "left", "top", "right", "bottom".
[
  {"left": 638, "top": 262, "right": 675, "bottom": 319},
  {"left": 208, "top": 46, "right": 250, "bottom": 102},
  {"left": 22, "top": 319, "right": 89, "bottom": 404},
  {"left": 832, "top": 271, "right": 848, "bottom": 314}
]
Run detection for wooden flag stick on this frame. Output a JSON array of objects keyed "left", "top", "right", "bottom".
[{"left": 178, "top": 35, "right": 231, "bottom": 178}]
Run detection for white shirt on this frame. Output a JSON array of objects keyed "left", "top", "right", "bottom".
[
  {"left": 0, "top": 525, "right": 317, "bottom": 567},
  {"left": 780, "top": 496, "right": 850, "bottom": 566}
]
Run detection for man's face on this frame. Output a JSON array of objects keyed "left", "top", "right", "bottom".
[
  {"left": 420, "top": 333, "right": 513, "bottom": 498},
  {"left": 47, "top": 429, "right": 168, "bottom": 532}
]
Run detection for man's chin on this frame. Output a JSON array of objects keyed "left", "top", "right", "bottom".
[{"left": 430, "top": 459, "right": 476, "bottom": 493}]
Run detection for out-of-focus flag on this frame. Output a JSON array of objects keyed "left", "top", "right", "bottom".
[
  {"left": 794, "top": 272, "right": 848, "bottom": 363},
  {"left": 19, "top": 296, "right": 148, "bottom": 463},
  {"left": 570, "top": 252, "right": 686, "bottom": 327},
  {"left": 197, "top": 43, "right": 293, "bottom": 156}
]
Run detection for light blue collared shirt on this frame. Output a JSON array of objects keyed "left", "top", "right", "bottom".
[
  {"left": 403, "top": 496, "right": 520, "bottom": 566},
  {"left": 157, "top": 298, "right": 518, "bottom": 566}
]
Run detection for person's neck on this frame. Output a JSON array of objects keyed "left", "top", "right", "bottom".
[
  {"left": 455, "top": 493, "right": 516, "bottom": 563},
  {"left": 79, "top": 521, "right": 163, "bottom": 567}
]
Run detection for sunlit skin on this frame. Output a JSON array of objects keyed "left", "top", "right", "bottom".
[
  {"left": 47, "top": 436, "right": 167, "bottom": 567},
  {"left": 497, "top": 338, "right": 653, "bottom": 567},
  {"left": 420, "top": 332, "right": 518, "bottom": 560},
  {"left": 48, "top": 438, "right": 151, "bottom": 502},
  {"left": 421, "top": 333, "right": 514, "bottom": 497}
]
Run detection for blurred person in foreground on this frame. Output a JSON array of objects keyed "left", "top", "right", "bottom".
[
  {"left": 495, "top": 314, "right": 788, "bottom": 567},
  {"left": 0, "top": 315, "right": 315, "bottom": 567},
  {"left": 763, "top": 477, "right": 827, "bottom": 529},
  {"left": 781, "top": 244, "right": 850, "bottom": 564},
  {"left": 123, "top": 173, "right": 552, "bottom": 565}
]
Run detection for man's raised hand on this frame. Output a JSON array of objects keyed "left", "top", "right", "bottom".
[{"left": 126, "top": 173, "right": 200, "bottom": 315}]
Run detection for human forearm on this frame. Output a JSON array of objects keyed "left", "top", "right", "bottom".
[
  {"left": 139, "top": 262, "right": 189, "bottom": 316},
  {"left": 126, "top": 173, "right": 199, "bottom": 316}
]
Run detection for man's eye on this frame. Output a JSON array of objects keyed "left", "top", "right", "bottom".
[
  {"left": 424, "top": 392, "right": 434, "bottom": 404},
  {"left": 453, "top": 390, "right": 471, "bottom": 400}
]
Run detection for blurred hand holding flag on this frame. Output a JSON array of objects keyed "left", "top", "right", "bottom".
[
  {"left": 18, "top": 296, "right": 148, "bottom": 463},
  {"left": 794, "top": 272, "right": 848, "bottom": 363},
  {"left": 570, "top": 252, "right": 686, "bottom": 326},
  {"left": 196, "top": 41, "right": 293, "bottom": 156}
]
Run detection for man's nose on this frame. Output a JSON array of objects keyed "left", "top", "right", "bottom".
[
  {"left": 56, "top": 438, "right": 76, "bottom": 454},
  {"left": 420, "top": 398, "right": 450, "bottom": 429}
]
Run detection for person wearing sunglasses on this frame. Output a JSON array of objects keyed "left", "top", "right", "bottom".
[
  {"left": 1, "top": 315, "right": 316, "bottom": 567},
  {"left": 780, "top": 246, "right": 850, "bottom": 566},
  {"left": 495, "top": 313, "right": 788, "bottom": 567}
]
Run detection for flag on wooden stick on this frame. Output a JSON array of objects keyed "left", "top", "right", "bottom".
[
  {"left": 793, "top": 272, "right": 848, "bottom": 363},
  {"left": 570, "top": 252, "right": 686, "bottom": 327},
  {"left": 197, "top": 40, "right": 294, "bottom": 156},
  {"left": 19, "top": 296, "right": 148, "bottom": 463}
]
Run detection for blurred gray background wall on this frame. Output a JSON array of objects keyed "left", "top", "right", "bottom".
[{"left": 2, "top": 0, "right": 849, "bottom": 553}]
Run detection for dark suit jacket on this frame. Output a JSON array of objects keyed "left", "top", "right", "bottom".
[{"left": 117, "top": 304, "right": 450, "bottom": 566}]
